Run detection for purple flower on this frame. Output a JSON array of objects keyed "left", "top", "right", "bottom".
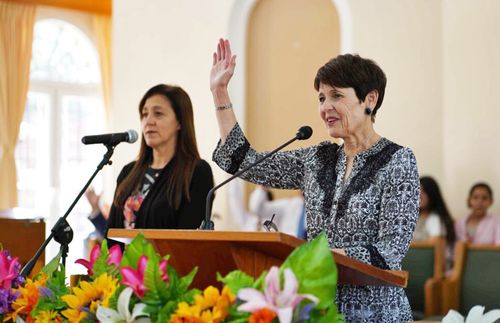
[{"left": 0, "top": 288, "right": 19, "bottom": 314}]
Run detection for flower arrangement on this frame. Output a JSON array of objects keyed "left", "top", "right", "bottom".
[
  {"left": 442, "top": 305, "right": 500, "bottom": 323},
  {"left": 0, "top": 233, "right": 344, "bottom": 322}
]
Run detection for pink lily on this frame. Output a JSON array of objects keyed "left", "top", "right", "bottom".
[
  {"left": 108, "top": 245, "right": 123, "bottom": 267},
  {"left": 159, "top": 259, "right": 169, "bottom": 283},
  {"left": 75, "top": 244, "right": 123, "bottom": 275},
  {"left": 121, "top": 255, "right": 148, "bottom": 299},
  {"left": 237, "top": 266, "right": 319, "bottom": 323},
  {"left": 0, "top": 250, "right": 20, "bottom": 289}
]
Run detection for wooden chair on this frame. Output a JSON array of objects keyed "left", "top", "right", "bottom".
[
  {"left": 402, "top": 238, "right": 446, "bottom": 318},
  {"left": 441, "top": 242, "right": 500, "bottom": 315}
]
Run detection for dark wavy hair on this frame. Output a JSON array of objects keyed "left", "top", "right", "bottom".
[
  {"left": 420, "top": 176, "right": 456, "bottom": 244},
  {"left": 113, "top": 84, "right": 200, "bottom": 210},
  {"left": 314, "top": 53, "right": 387, "bottom": 122}
]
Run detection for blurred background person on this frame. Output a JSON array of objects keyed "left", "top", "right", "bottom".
[
  {"left": 249, "top": 185, "right": 305, "bottom": 239},
  {"left": 414, "top": 176, "right": 455, "bottom": 243},
  {"left": 456, "top": 182, "right": 500, "bottom": 244},
  {"left": 84, "top": 187, "right": 109, "bottom": 242},
  {"left": 414, "top": 176, "right": 456, "bottom": 270}
]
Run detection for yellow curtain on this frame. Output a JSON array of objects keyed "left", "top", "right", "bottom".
[
  {"left": 92, "top": 14, "right": 112, "bottom": 125},
  {"left": 0, "top": 1, "right": 36, "bottom": 209}
]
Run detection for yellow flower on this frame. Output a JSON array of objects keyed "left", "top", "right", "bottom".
[
  {"left": 61, "top": 273, "right": 118, "bottom": 323},
  {"left": 34, "top": 310, "right": 64, "bottom": 323},
  {"left": 5, "top": 273, "right": 48, "bottom": 322},
  {"left": 170, "top": 286, "right": 235, "bottom": 323}
]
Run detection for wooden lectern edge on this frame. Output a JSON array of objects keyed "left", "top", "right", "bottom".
[{"left": 108, "top": 229, "right": 408, "bottom": 288}]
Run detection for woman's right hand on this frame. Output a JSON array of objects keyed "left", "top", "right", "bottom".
[{"left": 210, "top": 38, "right": 236, "bottom": 92}]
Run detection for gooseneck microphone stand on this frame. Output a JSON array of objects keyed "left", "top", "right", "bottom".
[
  {"left": 20, "top": 144, "right": 116, "bottom": 278},
  {"left": 199, "top": 126, "right": 313, "bottom": 230}
]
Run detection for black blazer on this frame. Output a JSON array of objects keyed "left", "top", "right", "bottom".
[{"left": 106, "top": 159, "right": 214, "bottom": 232}]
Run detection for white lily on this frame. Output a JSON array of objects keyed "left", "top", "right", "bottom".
[
  {"left": 96, "top": 287, "right": 151, "bottom": 323},
  {"left": 443, "top": 305, "right": 500, "bottom": 323}
]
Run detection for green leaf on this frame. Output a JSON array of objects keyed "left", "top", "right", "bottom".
[
  {"left": 121, "top": 232, "right": 150, "bottom": 268},
  {"left": 178, "top": 266, "right": 197, "bottom": 291},
  {"left": 281, "top": 232, "right": 337, "bottom": 309},
  {"left": 317, "top": 305, "right": 345, "bottom": 323},
  {"left": 91, "top": 240, "right": 118, "bottom": 279},
  {"left": 217, "top": 270, "right": 254, "bottom": 294},
  {"left": 39, "top": 251, "right": 62, "bottom": 277},
  {"left": 32, "top": 264, "right": 70, "bottom": 316}
]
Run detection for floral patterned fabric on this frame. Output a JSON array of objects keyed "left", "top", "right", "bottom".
[{"left": 212, "top": 123, "right": 420, "bottom": 322}]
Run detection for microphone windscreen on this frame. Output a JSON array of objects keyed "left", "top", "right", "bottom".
[
  {"left": 126, "top": 129, "right": 139, "bottom": 143},
  {"left": 296, "top": 126, "right": 313, "bottom": 140}
]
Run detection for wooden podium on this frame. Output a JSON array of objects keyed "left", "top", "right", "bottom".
[{"left": 108, "top": 229, "right": 408, "bottom": 289}]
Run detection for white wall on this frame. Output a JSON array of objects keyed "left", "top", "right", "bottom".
[
  {"left": 112, "top": 0, "right": 500, "bottom": 225},
  {"left": 442, "top": 0, "right": 500, "bottom": 218},
  {"left": 112, "top": 0, "right": 236, "bottom": 228}
]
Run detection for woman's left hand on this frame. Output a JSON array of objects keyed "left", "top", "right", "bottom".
[{"left": 210, "top": 38, "right": 236, "bottom": 92}]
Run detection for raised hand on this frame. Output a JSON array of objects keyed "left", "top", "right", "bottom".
[
  {"left": 85, "top": 187, "right": 101, "bottom": 214},
  {"left": 210, "top": 38, "right": 236, "bottom": 91}
]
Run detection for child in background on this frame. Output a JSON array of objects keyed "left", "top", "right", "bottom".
[
  {"left": 455, "top": 182, "right": 500, "bottom": 244},
  {"left": 414, "top": 176, "right": 456, "bottom": 244},
  {"left": 414, "top": 176, "right": 456, "bottom": 271}
]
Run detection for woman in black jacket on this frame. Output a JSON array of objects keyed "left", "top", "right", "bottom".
[{"left": 106, "top": 84, "right": 214, "bottom": 233}]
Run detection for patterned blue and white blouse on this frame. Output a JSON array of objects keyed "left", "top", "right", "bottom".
[{"left": 213, "top": 123, "right": 420, "bottom": 323}]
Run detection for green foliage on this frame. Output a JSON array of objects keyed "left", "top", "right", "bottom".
[
  {"left": 282, "top": 232, "right": 337, "bottom": 309},
  {"left": 120, "top": 232, "right": 200, "bottom": 321},
  {"left": 32, "top": 263, "right": 69, "bottom": 316},
  {"left": 39, "top": 251, "right": 62, "bottom": 277},
  {"left": 217, "top": 270, "right": 254, "bottom": 294},
  {"left": 91, "top": 240, "right": 119, "bottom": 279}
]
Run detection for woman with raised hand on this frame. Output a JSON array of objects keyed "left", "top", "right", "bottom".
[{"left": 209, "top": 38, "right": 420, "bottom": 322}]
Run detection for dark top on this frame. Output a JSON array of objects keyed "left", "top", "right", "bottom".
[
  {"left": 88, "top": 211, "right": 107, "bottom": 239},
  {"left": 213, "top": 124, "right": 419, "bottom": 323},
  {"left": 106, "top": 159, "right": 214, "bottom": 231}
]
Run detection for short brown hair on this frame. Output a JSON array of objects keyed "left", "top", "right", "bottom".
[{"left": 314, "top": 54, "right": 387, "bottom": 121}]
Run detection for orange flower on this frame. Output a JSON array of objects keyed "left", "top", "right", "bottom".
[
  {"left": 249, "top": 308, "right": 277, "bottom": 323},
  {"left": 5, "top": 273, "right": 48, "bottom": 322}
]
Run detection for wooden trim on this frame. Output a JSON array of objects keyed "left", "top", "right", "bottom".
[
  {"left": 4, "top": 0, "right": 111, "bottom": 15},
  {"left": 441, "top": 241, "right": 467, "bottom": 312},
  {"left": 468, "top": 244, "right": 500, "bottom": 251}
]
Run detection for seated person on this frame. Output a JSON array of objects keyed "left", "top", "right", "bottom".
[
  {"left": 413, "top": 176, "right": 456, "bottom": 270},
  {"left": 455, "top": 182, "right": 500, "bottom": 244},
  {"left": 249, "top": 185, "right": 306, "bottom": 239},
  {"left": 84, "top": 187, "right": 109, "bottom": 241}
]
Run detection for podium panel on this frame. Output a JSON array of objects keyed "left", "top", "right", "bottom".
[{"left": 108, "top": 229, "right": 408, "bottom": 289}]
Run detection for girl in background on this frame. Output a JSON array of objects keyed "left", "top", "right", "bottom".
[
  {"left": 414, "top": 176, "right": 455, "bottom": 245},
  {"left": 455, "top": 182, "right": 500, "bottom": 244}
]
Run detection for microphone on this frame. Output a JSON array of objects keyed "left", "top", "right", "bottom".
[
  {"left": 82, "top": 130, "right": 138, "bottom": 146},
  {"left": 199, "top": 125, "right": 313, "bottom": 230}
]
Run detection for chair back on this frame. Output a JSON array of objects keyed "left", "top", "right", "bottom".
[
  {"left": 459, "top": 244, "right": 500, "bottom": 313},
  {"left": 402, "top": 239, "right": 445, "bottom": 315}
]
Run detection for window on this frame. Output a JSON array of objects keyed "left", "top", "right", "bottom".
[{"left": 16, "top": 17, "right": 106, "bottom": 273}]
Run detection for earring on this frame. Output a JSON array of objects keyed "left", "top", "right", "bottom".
[{"left": 365, "top": 107, "right": 372, "bottom": 115}]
